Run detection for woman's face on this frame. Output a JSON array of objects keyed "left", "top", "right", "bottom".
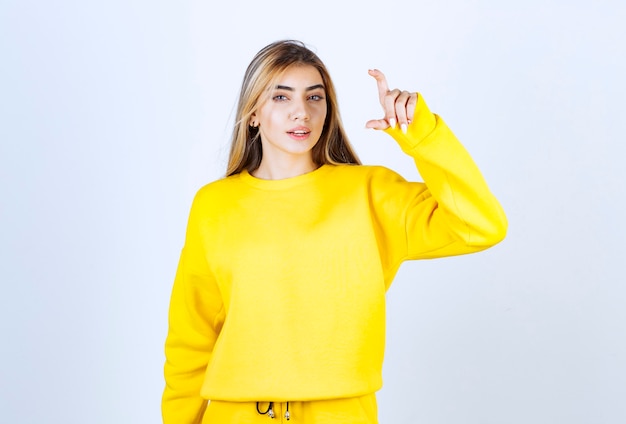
[{"left": 253, "top": 65, "right": 327, "bottom": 163}]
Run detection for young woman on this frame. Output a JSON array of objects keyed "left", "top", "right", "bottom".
[{"left": 162, "top": 40, "right": 507, "bottom": 424}]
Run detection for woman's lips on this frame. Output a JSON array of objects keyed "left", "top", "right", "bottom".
[{"left": 287, "top": 127, "right": 311, "bottom": 140}]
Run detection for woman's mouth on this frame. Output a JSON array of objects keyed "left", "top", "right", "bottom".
[{"left": 287, "top": 127, "right": 311, "bottom": 140}]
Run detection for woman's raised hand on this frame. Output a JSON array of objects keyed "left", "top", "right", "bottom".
[{"left": 365, "top": 69, "right": 417, "bottom": 134}]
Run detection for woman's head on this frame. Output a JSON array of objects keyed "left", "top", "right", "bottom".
[{"left": 226, "top": 40, "right": 360, "bottom": 176}]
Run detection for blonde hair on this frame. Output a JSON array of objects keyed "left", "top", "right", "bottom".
[{"left": 226, "top": 40, "right": 361, "bottom": 177}]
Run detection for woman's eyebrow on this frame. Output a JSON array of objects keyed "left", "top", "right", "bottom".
[{"left": 274, "top": 84, "right": 325, "bottom": 91}]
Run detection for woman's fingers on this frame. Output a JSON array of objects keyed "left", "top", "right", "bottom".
[
  {"left": 365, "top": 118, "right": 390, "bottom": 130},
  {"left": 368, "top": 69, "right": 395, "bottom": 128},
  {"left": 384, "top": 88, "right": 401, "bottom": 128},
  {"left": 367, "top": 69, "right": 417, "bottom": 132},
  {"left": 368, "top": 69, "right": 389, "bottom": 105},
  {"left": 405, "top": 92, "right": 417, "bottom": 125},
  {"left": 394, "top": 91, "right": 418, "bottom": 132}
]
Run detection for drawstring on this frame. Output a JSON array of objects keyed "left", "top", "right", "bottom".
[
  {"left": 256, "top": 402, "right": 290, "bottom": 420},
  {"left": 256, "top": 402, "right": 275, "bottom": 418}
]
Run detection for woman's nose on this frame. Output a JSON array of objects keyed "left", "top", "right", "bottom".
[{"left": 289, "top": 101, "right": 309, "bottom": 120}]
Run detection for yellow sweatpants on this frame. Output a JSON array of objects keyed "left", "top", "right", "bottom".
[{"left": 201, "top": 394, "right": 378, "bottom": 424}]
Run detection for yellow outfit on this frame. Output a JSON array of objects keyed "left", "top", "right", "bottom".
[{"left": 162, "top": 95, "right": 507, "bottom": 423}]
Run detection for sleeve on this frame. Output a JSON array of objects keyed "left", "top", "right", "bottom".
[
  {"left": 162, "top": 190, "right": 225, "bottom": 424},
  {"left": 370, "top": 94, "right": 508, "bottom": 276}
]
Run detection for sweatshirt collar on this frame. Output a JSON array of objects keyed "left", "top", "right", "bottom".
[{"left": 239, "top": 164, "right": 332, "bottom": 190}]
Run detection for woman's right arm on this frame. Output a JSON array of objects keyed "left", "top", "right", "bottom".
[{"left": 162, "top": 192, "right": 224, "bottom": 424}]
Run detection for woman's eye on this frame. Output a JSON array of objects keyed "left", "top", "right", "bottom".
[
  {"left": 273, "top": 94, "right": 288, "bottom": 101},
  {"left": 309, "top": 94, "right": 324, "bottom": 101}
]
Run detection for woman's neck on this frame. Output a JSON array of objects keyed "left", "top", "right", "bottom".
[{"left": 252, "top": 157, "right": 318, "bottom": 180}]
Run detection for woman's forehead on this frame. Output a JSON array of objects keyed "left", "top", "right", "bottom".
[{"left": 272, "top": 65, "right": 324, "bottom": 89}]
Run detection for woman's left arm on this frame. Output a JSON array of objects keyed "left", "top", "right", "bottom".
[{"left": 366, "top": 69, "right": 508, "bottom": 259}]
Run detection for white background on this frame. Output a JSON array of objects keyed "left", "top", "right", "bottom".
[{"left": 1, "top": 0, "right": 625, "bottom": 423}]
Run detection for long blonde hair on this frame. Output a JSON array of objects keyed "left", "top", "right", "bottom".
[{"left": 226, "top": 40, "right": 361, "bottom": 177}]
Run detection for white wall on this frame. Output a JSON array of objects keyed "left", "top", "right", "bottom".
[{"left": 1, "top": 0, "right": 624, "bottom": 422}]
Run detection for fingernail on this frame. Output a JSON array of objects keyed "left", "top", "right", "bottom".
[
  {"left": 389, "top": 118, "right": 396, "bottom": 129},
  {"left": 401, "top": 123, "right": 407, "bottom": 134}
]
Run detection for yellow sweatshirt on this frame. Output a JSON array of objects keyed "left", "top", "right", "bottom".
[{"left": 162, "top": 95, "right": 507, "bottom": 423}]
